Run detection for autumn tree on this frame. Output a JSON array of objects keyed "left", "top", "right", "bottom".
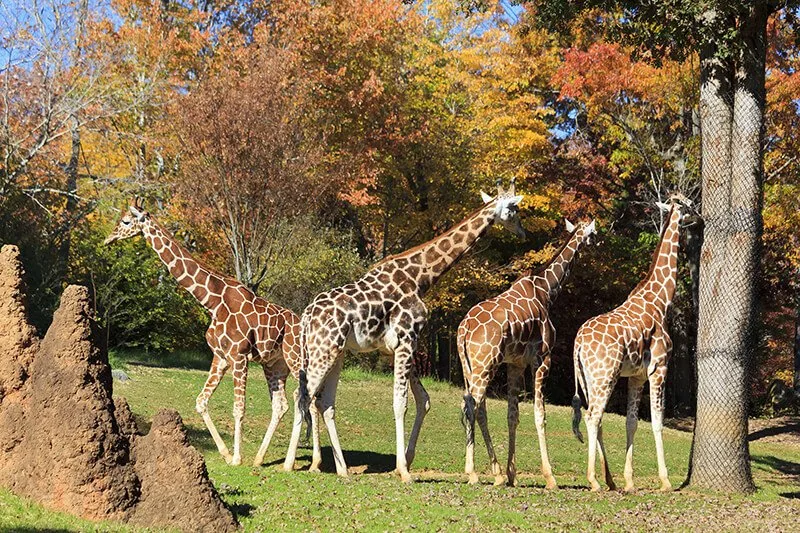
[
  {"left": 170, "top": 44, "right": 332, "bottom": 291},
  {"left": 0, "top": 0, "right": 129, "bottom": 323},
  {"left": 761, "top": 10, "right": 800, "bottom": 394}
]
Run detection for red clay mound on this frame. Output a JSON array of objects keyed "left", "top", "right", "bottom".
[
  {"left": 129, "top": 409, "right": 239, "bottom": 531},
  {"left": 0, "top": 245, "right": 38, "bottom": 398},
  {"left": 0, "top": 284, "right": 139, "bottom": 520},
  {"left": 0, "top": 245, "right": 237, "bottom": 531}
]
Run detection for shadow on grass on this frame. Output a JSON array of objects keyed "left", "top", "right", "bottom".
[
  {"left": 184, "top": 425, "right": 223, "bottom": 454},
  {"left": 228, "top": 502, "right": 255, "bottom": 520},
  {"left": 751, "top": 454, "right": 800, "bottom": 485},
  {"left": 779, "top": 491, "right": 800, "bottom": 499},
  {"left": 287, "top": 447, "right": 396, "bottom": 474},
  {"left": 748, "top": 420, "right": 800, "bottom": 442}
]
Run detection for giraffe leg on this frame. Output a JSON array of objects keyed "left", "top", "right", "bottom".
[
  {"left": 393, "top": 343, "right": 415, "bottom": 483},
  {"left": 230, "top": 356, "right": 248, "bottom": 466},
  {"left": 462, "top": 391, "right": 479, "bottom": 484},
  {"left": 585, "top": 379, "right": 614, "bottom": 492},
  {"left": 405, "top": 371, "right": 430, "bottom": 468},
  {"left": 585, "top": 415, "right": 601, "bottom": 492},
  {"left": 534, "top": 353, "right": 557, "bottom": 489},
  {"left": 596, "top": 422, "right": 616, "bottom": 490},
  {"left": 321, "top": 363, "right": 348, "bottom": 477},
  {"left": 623, "top": 376, "right": 646, "bottom": 491},
  {"left": 196, "top": 353, "right": 232, "bottom": 463},
  {"left": 506, "top": 365, "right": 523, "bottom": 487},
  {"left": 309, "top": 397, "right": 323, "bottom": 472},
  {"left": 254, "top": 362, "right": 289, "bottom": 467},
  {"left": 476, "top": 400, "right": 503, "bottom": 486},
  {"left": 649, "top": 363, "right": 672, "bottom": 491},
  {"left": 282, "top": 387, "right": 305, "bottom": 472}
]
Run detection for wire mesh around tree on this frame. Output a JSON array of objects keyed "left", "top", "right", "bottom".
[{"left": 689, "top": 89, "right": 759, "bottom": 493}]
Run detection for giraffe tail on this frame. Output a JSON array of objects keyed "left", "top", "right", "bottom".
[
  {"left": 572, "top": 344, "right": 585, "bottom": 444},
  {"left": 461, "top": 392, "right": 476, "bottom": 440},
  {"left": 298, "top": 369, "right": 310, "bottom": 417},
  {"left": 457, "top": 325, "right": 475, "bottom": 433}
]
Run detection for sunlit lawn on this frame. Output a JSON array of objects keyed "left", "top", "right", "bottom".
[{"left": 1, "top": 352, "right": 798, "bottom": 531}]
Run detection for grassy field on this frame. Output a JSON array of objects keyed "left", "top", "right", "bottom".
[{"left": 1, "top": 354, "right": 799, "bottom": 531}]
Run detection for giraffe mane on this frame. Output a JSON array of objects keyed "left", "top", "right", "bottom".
[
  {"left": 370, "top": 199, "right": 495, "bottom": 269},
  {"left": 148, "top": 216, "right": 247, "bottom": 291},
  {"left": 521, "top": 225, "right": 579, "bottom": 280},
  {"left": 629, "top": 203, "right": 677, "bottom": 296}
]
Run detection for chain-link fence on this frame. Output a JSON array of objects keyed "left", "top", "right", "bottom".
[{"left": 688, "top": 88, "right": 760, "bottom": 493}]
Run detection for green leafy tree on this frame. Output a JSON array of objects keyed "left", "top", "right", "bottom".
[{"left": 70, "top": 214, "right": 208, "bottom": 353}]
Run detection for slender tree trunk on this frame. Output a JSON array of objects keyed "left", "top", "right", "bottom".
[
  {"left": 794, "top": 293, "right": 800, "bottom": 391},
  {"left": 56, "top": 0, "right": 88, "bottom": 283},
  {"left": 690, "top": 4, "right": 768, "bottom": 494}
]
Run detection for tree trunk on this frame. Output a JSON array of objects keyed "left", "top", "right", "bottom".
[
  {"left": 690, "top": 4, "right": 768, "bottom": 494},
  {"left": 794, "top": 294, "right": 800, "bottom": 391}
]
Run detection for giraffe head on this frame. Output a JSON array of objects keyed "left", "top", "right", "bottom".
[
  {"left": 565, "top": 218, "right": 598, "bottom": 245},
  {"left": 656, "top": 193, "right": 696, "bottom": 224},
  {"left": 480, "top": 178, "right": 526, "bottom": 239},
  {"left": 104, "top": 198, "right": 150, "bottom": 245}
]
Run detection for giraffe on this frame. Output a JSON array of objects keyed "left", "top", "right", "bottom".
[
  {"left": 282, "top": 180, "right": 526, "bottom": 482},
  {"left": 571, "top": 194, "right": 695, "bottom": 492},
  {"left": 104, "top": 198, "right": 317, "bottom": 466},
  {"left": 458, "top": 218, "right": 597, "bottom": 488}
]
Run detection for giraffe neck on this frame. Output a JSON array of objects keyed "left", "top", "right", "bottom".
[
  {"left": 635, "top": 208, "right": 682, "bottom": 313},
  {"left": 529, "top": 229, "right": 583, "bottom": 304},
  {"left": 390, "top": 202, "right": 497, "bottom": 295},
  {"left": 141, "top": 219, "right": 224, "bottom": 314}
]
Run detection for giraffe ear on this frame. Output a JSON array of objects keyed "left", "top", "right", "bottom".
[
  {"left": 587, "top": 220, "right": 596, "bottom": 233},
  {"left": 480, "top": 191, "right": 493, "bottom": 204},
  {"left": 129, "top": 205, "right": 146, "bottom": 221},
  {"left": 656, "top": 201, "right": 671, "bottom": 212},
  {"left": 565, "top": 218, "right": 576, "bottom": 233},
  {"left": 509, "top": 195, "right": 523, "bottom": 205}
]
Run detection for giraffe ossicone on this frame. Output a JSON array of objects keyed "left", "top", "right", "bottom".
[
  {"left": 572, "top": 193, "right": 695, "bottom": 492},
  {"left": 458, "top": 218, "right": 597, "bottom": 488},
  {"left": 283, "top": 180, "right": 526, "bottom": 482},
  {"left": 105, "top": 198, "right": 318, "bottom": 467}
]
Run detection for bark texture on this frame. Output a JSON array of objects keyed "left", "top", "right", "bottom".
[{"left": 690, "top": 3, "right": 769, "bottom": 493}]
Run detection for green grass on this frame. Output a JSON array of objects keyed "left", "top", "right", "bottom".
[{"left": 2, "top": 356, "right": 799, "bottom": 531}]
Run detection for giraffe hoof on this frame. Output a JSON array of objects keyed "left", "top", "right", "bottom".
[
  {"left": 545, "top": 479, "right": 558, "bottom": 490},
  {"left": 607, "top": 482, "right": 617, "bottom": 492},
  {"left": 467, "top": 472, "right": 480, "bottom": 485},
  {"left": 624, "top": 484, "right": 635, "bottom": 493},
  {"left": 400, "top": 472, "right": 414, "bottom": 484},
  {"left": 309, "top": 464, "right": 321, "bottom": 473},
  {"left": 283, "top": 463, "right": 295, "bottom": 472},
  {"left": 505, "top": 478, "right": 516, "bottom": 488},
  {"left": 494, "top": 476, "right": 505, "bottom": 487},
  {"left": 590, "top": 482, "right": 602, "bottom": 492},
  {"left": 230, "top": 456, "right": 242, "bottom": 466},
  {"left": 660, "top": 480, "right": 673, "bottom": 492}
]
